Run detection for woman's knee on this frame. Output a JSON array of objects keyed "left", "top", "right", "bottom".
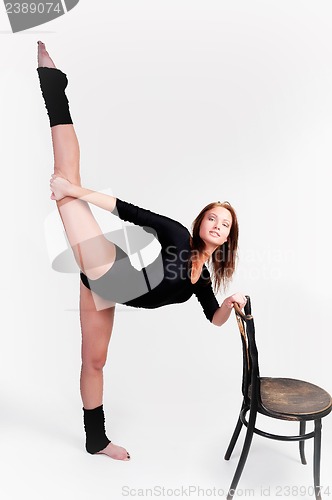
[
  {"left": 80, "top": 286, "right": 115, "bottom": 371},
  {"left": 81, "top": 354, "right": 107, "bottom": 372},
  {"left": 81, "top": 328, "right": 112, "bottom": 373}
]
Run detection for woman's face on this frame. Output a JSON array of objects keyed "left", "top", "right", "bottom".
[{"left": 199, "top": 206, "right": 232, "bottom": 254}]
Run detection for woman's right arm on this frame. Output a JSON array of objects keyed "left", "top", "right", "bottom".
[
  {"left": 50, "top": 175, "right": 186, "bottom": 245},
  {"left": 71, "top": 185, "right": 116, "bottom": 212},
  {"left": 50, "top": 175, "right": 117, "bottom": 212}
]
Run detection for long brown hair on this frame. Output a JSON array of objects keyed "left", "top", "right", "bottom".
[{"left": 189, "top": 201, "right": 239, "bottom": 293}]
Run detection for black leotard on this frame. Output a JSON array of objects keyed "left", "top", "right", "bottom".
[{"left": 80, "top": 198, "right": 220, "bottom": 322}]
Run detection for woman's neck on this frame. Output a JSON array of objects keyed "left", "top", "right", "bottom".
[
  {"left": 189, "top": 237, "right": 214, "bottom": 263},
  {"left": 191, "top": 249, "right": 211, "bottom": 264}
]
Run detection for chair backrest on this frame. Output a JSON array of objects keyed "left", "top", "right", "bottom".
[{"left": 234, "top": 297, "right": 261, "bottom": 407}]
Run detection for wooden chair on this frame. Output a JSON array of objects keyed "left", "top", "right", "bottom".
[{"left": 224, "top": 296, "right": 332, "bottom": 500}]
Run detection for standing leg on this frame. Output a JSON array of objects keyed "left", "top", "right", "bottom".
[
  {"left": 80, "top": 281, "right": 130, "bottom": 460},
  {"left": 37, "top": 42, "right": 116, "bottom": 286}
]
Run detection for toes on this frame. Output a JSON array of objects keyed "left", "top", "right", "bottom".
[
  {"left": 37, "top": 41, "right": 47, "bottom": 55},
  {"left": 94, "top": 444, "right": 131, "bottom": 461}
]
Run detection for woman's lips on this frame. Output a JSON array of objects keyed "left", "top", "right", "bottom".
[{"left": 209, "top": 231, "right": 220, "bottom": 237}]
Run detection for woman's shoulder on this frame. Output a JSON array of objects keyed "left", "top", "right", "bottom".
[{"left": 116, "top": 198, "right": 189, "bottom": 231}]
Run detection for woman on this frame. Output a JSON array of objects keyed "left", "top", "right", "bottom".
[{"left": 37, "top": 41, "right": 246, "bottom": 462}]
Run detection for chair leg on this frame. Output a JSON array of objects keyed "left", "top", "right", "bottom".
[
  {"left": 226, "top": 406, "right": 257, "bottom": 500},
  {"left": 224, "top": 402, "right": 246, "bottom": 460},
  {"left": 313, "top": 419, "right": 322, "bottom": 500},
  {"left": 299, "top": 421, "right": 307, "bottom": 465}
]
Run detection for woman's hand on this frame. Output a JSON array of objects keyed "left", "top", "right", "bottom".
[
  {"left": 49, "top": 174, "right": 75, "bottom": 201},
  {"left": 223, "top": 293, "right": 247, "bottom": 310}
]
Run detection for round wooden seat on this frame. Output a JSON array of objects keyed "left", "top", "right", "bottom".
[{"left": 259, "top": 377, "right": 332, "bottom": 419}]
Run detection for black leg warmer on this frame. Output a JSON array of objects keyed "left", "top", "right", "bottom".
[
  {"left": 83, "top": 404, "right": 111, "bottom": 454},
  {"left": 36, "top": 67, "right": 73, "bottom": 127}
]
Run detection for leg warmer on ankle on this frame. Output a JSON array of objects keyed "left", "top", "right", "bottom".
[
  {"left": 83, "top": 404, "right": 111, "bottom": 454},
  {"left": 36, "top": 67, "right": 73, "bottom": 127}
]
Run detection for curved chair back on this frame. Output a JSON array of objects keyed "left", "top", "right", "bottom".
[{"left": 234, "top": 297, "right": 260, "bottom": 410}]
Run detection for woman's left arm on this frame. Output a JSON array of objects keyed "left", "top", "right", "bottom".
[{"left": 212, "top": 293, "right": 247, "bottom": 327}]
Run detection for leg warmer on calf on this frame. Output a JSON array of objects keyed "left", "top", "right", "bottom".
[
  {"left": 36, "top": 67, "right": 73, "bottom": 127},
  {"left": 83, "top": 404, "right": 111, "bottom": 454}
]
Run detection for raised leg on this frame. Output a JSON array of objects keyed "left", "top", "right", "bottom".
[
  {"left": 299, "top": 420, "right": 307, "bottom": 465},
  {"left": 37, "top": 42, "right": 116, "bottom": 284},
  {"left": 313, "top": 419, "right": 322, "bottom": 500}
]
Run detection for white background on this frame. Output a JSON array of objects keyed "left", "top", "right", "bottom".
[{"left": 0, "top": 1, "right": 331, "bottom": 499}]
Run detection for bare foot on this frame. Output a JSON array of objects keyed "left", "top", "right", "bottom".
[
  {"left": 37, "top": 41, "right": 57, "bottom": 68},
  {"left": 96, "top": 442, "right": 131, "bottom": 461}
]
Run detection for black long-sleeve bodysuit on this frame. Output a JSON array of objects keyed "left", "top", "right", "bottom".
[{"left": 80, "top": 198, "right": 220, "bottom": 322}]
